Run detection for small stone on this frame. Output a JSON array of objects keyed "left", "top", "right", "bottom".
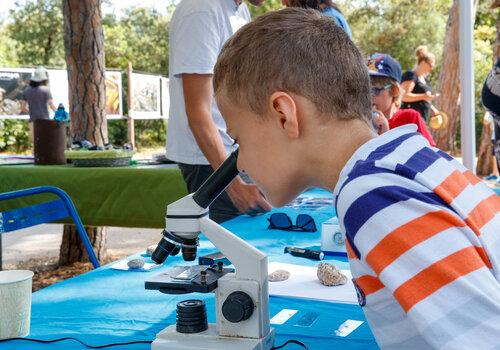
[
  {"left": 268, "top": 269, "right": 290, "bottom": 282},
  {"left": 146, "top": 245, "right": 157, "bottom": 256},
  {"left": 127, "top": 258, "right": 145, "bottom": 269},
  {"left": 317, "top": 262, "right": 347, "bottom": 286}
]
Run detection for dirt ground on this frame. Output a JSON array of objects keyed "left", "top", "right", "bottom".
[{"left": 2, "top": 224, "right": 161, "bottom": 292}]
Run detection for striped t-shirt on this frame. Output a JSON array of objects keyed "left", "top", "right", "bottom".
[{"left": 334, "top": 125, "right": 500, "bottom": 349}]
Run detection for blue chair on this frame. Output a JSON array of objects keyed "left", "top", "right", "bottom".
[{"left": 0, "top": 186, "right": 100, "bottom": 270}]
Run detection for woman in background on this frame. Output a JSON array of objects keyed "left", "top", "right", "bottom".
[{"left": 400, "top": 45, "right": 438, "bottom": 123}]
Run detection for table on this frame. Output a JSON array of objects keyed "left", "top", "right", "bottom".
[
  {"left": 0, "top": 189, "right": 379, "bottom": 350},
  {"left": 0, "top": 165, "right": 187, "bottom": 228}
]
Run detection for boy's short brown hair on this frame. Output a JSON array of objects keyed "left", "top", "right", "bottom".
[{"left": 213, "top": 8, "right": 372, "bottom": 122}]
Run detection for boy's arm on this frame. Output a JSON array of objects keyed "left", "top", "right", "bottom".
[{"left": 340, "top": 184, "right": 500, "bottom": 349}]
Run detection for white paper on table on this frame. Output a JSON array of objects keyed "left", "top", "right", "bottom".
[
  {"left": 110, "top": 259, "right": 161, "bottom": 272},
  {"left": 268, "top": 262, "right": 357, "bottom": 304}
]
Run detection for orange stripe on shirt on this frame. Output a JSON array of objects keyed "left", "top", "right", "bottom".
[
  {"left": 356, "top": 274, "right": 384, "bottom": 296},
  {"left": 434, "top": 170, "right": 470, "bottom": 204},
  {"left": 366, "top": 210, "right": 466, "bottom": 275},
  {"left": 393, "top": 246, "right": 487, "bottom": 312},
  {"left": 463, "top": 170, "right": 481, "bottom": 185},
  {"left": 465, "top": 194, "right": 500, "bottom": 236},
  {"left": 346, "top": 239, "right": 357, "bottom": 260}
]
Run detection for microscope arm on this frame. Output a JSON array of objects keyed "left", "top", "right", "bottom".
[{"left": 200, "top": 217, "right": 267, "bottom": 284}]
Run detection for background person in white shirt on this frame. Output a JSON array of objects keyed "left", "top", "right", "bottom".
[{"left": 166, "top": 0, "right": 271, "bottom": 223}]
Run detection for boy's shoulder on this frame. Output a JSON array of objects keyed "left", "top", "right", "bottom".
[{"left": 335, "top": 126, "right": 460, "bottom": 210}]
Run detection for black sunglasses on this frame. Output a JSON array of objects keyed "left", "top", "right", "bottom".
[{"left": 267, "top": 213, "right": 317, "bottom": 232}]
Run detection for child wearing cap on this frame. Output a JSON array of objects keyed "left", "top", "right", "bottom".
[
  {"left": 214, "top": 8, "right": 500, "bottom": 349},
  {"left": 368, "top": 53, "right": 436, "bottom": 146}
]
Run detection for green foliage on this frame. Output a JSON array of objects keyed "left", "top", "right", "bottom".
[
  {"left": 103, "top": 8, "right": 169, "bottom": 75},
  {"left": 6, "top": 0, "right": 65, "bottom": 67},
  {"left": 343, "top": 0, "right": 451, "bottom": 78},
  {"left": 0, "top": 26, "right": 19, "bottom": 66},
  {"left": 249, "top": 0, "right": 283, "bottom": 17},
  {"left": 0, "top": 120, "right": 31, "bottom": 152},
  {"left": 107, "top": 119, "right": 167, "bottom": 149}
]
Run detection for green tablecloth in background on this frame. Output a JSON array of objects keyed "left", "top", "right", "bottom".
[{"left": 0, "top": 165, "right": 188, "bottom": 228}]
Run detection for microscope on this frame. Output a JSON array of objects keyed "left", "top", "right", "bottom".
[{"left": 146, "top": 150, "right": 275, "bottom": 350}]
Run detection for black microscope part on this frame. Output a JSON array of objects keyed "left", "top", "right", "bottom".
[
  {"left": 222, "top": 291, "right": 254, "bottom": 323},
  {"left": 151, "top": 150, "right": 240, "bottom": 264},
  {"left": 176, "top": 299, "right": 208, "bottom": 334},
  {"left": 192, "top": 149, "right": 239, "bottom": 209}
]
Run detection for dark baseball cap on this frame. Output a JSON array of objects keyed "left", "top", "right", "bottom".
[
  {"left": 367, "top": 53, "right": 402, "bottom": 83},
  {"left": 482, "top": 59, "right": 500, "bottom": 117}
]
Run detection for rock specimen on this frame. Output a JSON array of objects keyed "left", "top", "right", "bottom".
[
  {"left": 317, "top": 262, "right": 347, "bottom": 286},
  {"left": 127, "top": 258, "right": 145, "bottom": 269},
  {"left": 268, "top": 269, "right": 291, "bottom": 282}
]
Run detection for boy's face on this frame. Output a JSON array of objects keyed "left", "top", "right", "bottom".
[
  {"left": 217, "top": 92, "right": 308, "bottom": 207},
  {"left": 370, "top": 81, "right": 393, "bottom": 116}
]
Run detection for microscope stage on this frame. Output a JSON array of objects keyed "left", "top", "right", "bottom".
[{"left": 145, "top": 265, "right": 234, "bottom": 294}]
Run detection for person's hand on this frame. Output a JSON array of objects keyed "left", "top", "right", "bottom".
[
  {"left": 423, "top": 91, "right": 436, "bottom": 101},
  {"left": 226, "top": 178, "right": 272, "bottom": 216},
  {"left": 372, "top": 110, "right": 389, "bottom": 135}
]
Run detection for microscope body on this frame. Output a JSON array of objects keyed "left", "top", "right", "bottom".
[{"left": 149, "top": 150, "right": 275, "bottom": 349}]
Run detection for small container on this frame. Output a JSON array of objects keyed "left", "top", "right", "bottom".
[
  {"left": 321, "top": 217, "right": 346, "bottom": 255},
  {"left": 33, "top": 119, "right": 66, "bottom": 165},
  {"left": 0, "top": 270, "right": 34, "bottom": 340}
]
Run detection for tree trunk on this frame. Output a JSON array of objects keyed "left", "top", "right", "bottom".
[
  {"left": 475, "top": 2, "right": 500, "bottom": 174},
  {"left": 59, "top": 225, "right": 107, "bottom": 265},
  {"left": 434, "top": 0, "right": 460, "bottom": 152},
  {"left": 61, "top": 0, "right": 107, "bottom": 265},
  {"left": 434, "top": 0, "right": 479, "bottom": 152},
  {"left": 476, "top": 115, "right": 494, "bottom": 176},
  {"left": 63, "top": 0, "right": 108, "bottom": 146}
]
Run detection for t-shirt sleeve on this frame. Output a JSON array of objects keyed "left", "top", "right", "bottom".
[
  {"left": 46, "top": 88, "right": 53, "bottom": 101},
  {"left": 401, "top": 70, "right": 416, "bottom": 83},
  {"left": 170, "top": 11, "right": 221, "bottom": 77},
  {"left": 340, "top": 184, "right": 500, "bottom": 349}
]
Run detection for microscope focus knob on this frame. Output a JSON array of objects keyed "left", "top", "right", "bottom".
[{"left": 222, "top": 291, "right": 254, "bottom": 323}]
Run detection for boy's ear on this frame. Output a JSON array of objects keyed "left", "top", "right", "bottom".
[{"left": 268, "top": 91, "right": 299, "bottom": 139}]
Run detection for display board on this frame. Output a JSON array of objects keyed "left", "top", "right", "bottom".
[
  {"left": 160, "top": 77, "right": 169, "bottom": 119},
  {"left": 129, "top": 72, "right": 161, "bottom": 119},
  {"left": 105, "top": 70, "right": 123, "bottom": 119},
  {"left": 0, "top": 67, "right": 124, "bottom": 119},
  {"left": 0, "top": 68, "right": 32, "bottom": 119}
]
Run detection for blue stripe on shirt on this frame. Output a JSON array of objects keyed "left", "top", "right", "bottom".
[
  {"left": 344, "top": 186, "right": 451, "bottom": 258},
  {"left": 395, "top": 147, "right": 441, "bottom": 179}
]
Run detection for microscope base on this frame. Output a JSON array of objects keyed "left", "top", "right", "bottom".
[{"left": 152, "top": 324, "right": 275, "bottom": 350}]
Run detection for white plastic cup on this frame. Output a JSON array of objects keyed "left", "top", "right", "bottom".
[{"left": 0, "top": 270, "right": 34, "bottom": 340}]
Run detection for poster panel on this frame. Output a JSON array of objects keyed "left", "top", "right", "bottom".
[
  {"left": 0, "top": 68, "right": 32, "bottom": 119},
  {"left": 160, "top": 76, "right": 169, "bottom": 119},
  {"left": 0, "top": 68, "right": 124, "bottom": 120},
  {"left": 105, "top": 70, "right": 123, "bottom": 119},
  {"left": 129, "top": 73, "right": 161, "bottom": 119}
]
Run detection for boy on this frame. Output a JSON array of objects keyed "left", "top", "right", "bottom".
[
  {"left": 368, "top": 53, "right": 436, "bottom": 146},
  {"left": 213, "top": 8, "right": 500, "bottom": 349}
]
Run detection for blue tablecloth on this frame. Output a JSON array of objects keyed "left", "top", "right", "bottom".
[{"left": 0, "top": 189, "right": 378, "bottom": 350}]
